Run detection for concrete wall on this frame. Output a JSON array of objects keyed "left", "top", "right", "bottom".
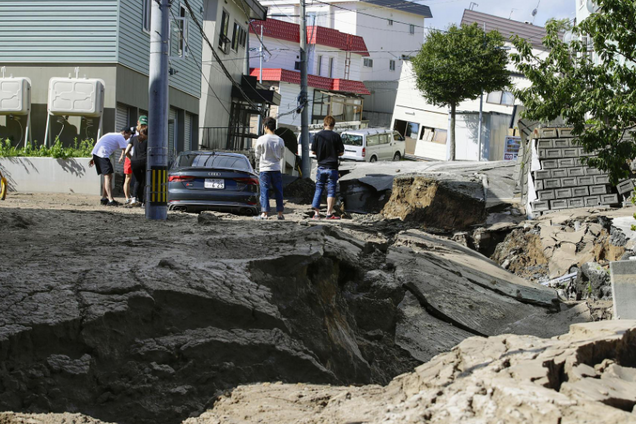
[{"left": 0, "top": 157, "right": 100, "bottom": 195}]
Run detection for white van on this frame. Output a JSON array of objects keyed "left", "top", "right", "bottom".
[{"left": 340, "top": 128, "right": 406, "bottom": 162}]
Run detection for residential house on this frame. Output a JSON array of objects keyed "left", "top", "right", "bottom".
[
  {"left": 258, "top": 0, "right": 431, "bottom": 127},
  {"left": 391, "top": 9, "right": 549, "bottom": 161},
  {"left": 248, "top": 18, "right": 370, "bottom": 128},
  {"left": 0, "top": 0, "right": 203, "bottom": 157},
  {"left": 199, "top": 0, "right": 280, "bottom": 150}
]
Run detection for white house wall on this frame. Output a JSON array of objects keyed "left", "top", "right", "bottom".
[
  {"left": 200, "top": 0, "right": 250, "bottom": 133},
  {"left": 277, "top": 81, "right": 315, "bottom": 127},
  {"left": 351, "top": 3, "right": 425, "bottom": 82}
]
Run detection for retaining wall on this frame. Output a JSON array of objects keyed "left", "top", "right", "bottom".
[{"left": 0, "top": 157, "right": 100, "bottom": 196}]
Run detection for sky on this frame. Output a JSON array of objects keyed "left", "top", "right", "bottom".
[{"left": 425, "top": 0, "right": 577, "bottom": 31}]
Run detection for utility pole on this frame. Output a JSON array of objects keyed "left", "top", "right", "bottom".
[
  {"left": 477, "top": 22, "right": 485, "bottom": 162},
  {"left": 147, "top": 0, "right": 170, "bottom": 220},
  {"left": 257, "top": 24, "right": 264, "bottom": 136},
  {"left": 299, "top": 0, "right": 311, "bottom": 178}
]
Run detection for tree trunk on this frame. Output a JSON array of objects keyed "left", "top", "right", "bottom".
[{"left": 449, "top": 103, "right": 456, "bottom": 161}]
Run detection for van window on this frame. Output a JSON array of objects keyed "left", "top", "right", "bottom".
[
  {"left": 379, "top": 134, "right": 389, "bottom": 145},
  {"left": 393, "top": 131, "right": 404, "bottom": 141},
  {"left": 367, "top": 135, "right": 380, "bottom": 146},
  {"left": 342, "top": 134, "right": 363, "bottom": 146}
]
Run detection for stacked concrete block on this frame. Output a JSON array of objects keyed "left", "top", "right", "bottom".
[{"left": 530, "top": 128, "right": 621, "bottom": 214}]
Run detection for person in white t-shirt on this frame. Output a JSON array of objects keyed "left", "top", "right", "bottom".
[
  {"left": 89, "top": 127, "right": 134, "bottom": 206},
  {"left": 254, "top": 117, "right": 285, "bottom": 220}
]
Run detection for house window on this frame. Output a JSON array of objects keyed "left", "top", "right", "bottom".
[
  {"left": 142, "top": 0, "right": 151, "bottom": 33},
  {"left": 389, "top": 60, "right": 396, "bottom": 71},
  {"left": 486, "top": 90, "right": 515, "bottom": 105},
  {"left": 329, "top": 57, "right": 334, "bottom": 77},
  {"left": 317, "top": 55, "right": 323, "bottom": 76},
  {"left": 388, "top": 19, "right": 393, "bottom": 26},
  {"left": 409, "top": 24, "right": 415, "bottom": 34},
  {"left": 240, "top": 27, "right": 246, "bottom": 47},
  {"left": 231, "top": 22, "right": 240, "bottom": 51},
  {"left": 178, "top": 5, "right": 187, "bottom": 55},
  {"left": 294, "top": 61, "right": 301, "bottom": 70},
  {"left": 219, "top": 10, "right": 230, "bottom": 54},
  {"left": 363, "top": 58, "right": 373, "bottom": 68}
]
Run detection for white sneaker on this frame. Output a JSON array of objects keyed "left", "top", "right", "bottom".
[{"left": 125, "top": 198, "right": 132, "bottom": 205}]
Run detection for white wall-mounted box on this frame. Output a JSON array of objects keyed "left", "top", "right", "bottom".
[
  {"left": 48, "top": 78, "right": 104, "bottom": 117},
  {"left": 0, "top": 77, "right": 31, "bottom": 115}
]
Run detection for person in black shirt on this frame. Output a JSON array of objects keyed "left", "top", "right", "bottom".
[
  {"left": 124, "top": 128, "right": 148, "bottom": 207},
  {"left": 311, "top": 115, "right": 344, "bottom": 219}
]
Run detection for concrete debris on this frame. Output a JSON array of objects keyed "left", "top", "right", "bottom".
[
  {"left": 493, "top": 214, "right": 627, "bottom": 280},
  {"left": 181, "top": 321, "right": 636, "bottom": 424},
  {"left": 381, "top": 175, "right": 486, "bottom": 230}
]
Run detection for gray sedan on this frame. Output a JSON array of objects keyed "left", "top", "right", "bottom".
[{"left": 167, "top": 151, "right": 260, "bottom": 215}]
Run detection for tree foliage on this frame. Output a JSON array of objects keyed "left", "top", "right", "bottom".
[
  {"left": 511, "top": 0, "right": 636, "bottom": 182},
  {"left": 412, "top": 23, "right": 511, "bottom": 160}
]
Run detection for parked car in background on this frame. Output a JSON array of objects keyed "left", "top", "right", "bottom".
[
  {"left": 167, "top": 151, "right": 260, "bottom": 215},
  {"left": 340, "top": 128, "right": 405, "bottom": 162}
]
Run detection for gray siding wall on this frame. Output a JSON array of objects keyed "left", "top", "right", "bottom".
[
  {"left": 0, "top": 0, "right": 119, "bottom": 63},
  {"left": 118, "top": 0, "right": 203, "bottom": 98}
]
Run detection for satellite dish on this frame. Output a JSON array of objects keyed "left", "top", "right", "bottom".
[
  {"left": 586, "top": 0, "right": 599, "bottom": 13},
  {"left": 563, "top": 31, "right": 573, "bottom": 44}
]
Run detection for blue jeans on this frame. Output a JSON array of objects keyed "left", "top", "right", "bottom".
[
  {"left": 259, "top": 171, "right": 284, "bottom": 213},
  {"left": 312, "top": 167, "right": 339, "bottom": 209}
]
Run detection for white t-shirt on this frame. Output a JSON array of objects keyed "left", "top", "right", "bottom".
[
  {"left": 91, "top": 132, "right": 129, "bottom": 158},
  {"left": 255, "top": 133, "right": 285, "bottom": 172}
]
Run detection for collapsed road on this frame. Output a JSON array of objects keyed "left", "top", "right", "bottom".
[{"left": 0, "top": 191, "right": 591, "bottom": 424}]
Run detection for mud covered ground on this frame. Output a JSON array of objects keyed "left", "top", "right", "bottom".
[{"left": 0, "top": 193, "right": 592, "bottom": 424}]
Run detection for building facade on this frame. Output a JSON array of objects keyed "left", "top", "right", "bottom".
[
  {"left": 257, "top": 0, "right": 431, "bottom": 126},
  {"left": 249, "top": 18, "right": 370, "bottom": 128},
  {"left": 391, "top": 9, "right": 548, "bottom": 161},
  {"left": 0, "top": 0, "right": 203, "bottom": 158},
  {"left": 199, "top": 0, "right": 279, "bottom": 151}
]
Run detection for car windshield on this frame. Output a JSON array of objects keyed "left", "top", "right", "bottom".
[
  {"left": 175, "top": 153, "right": 251, "bottom": 171},
  {"left": 341, "top": 134, "right": 363, "bottom": 146}
]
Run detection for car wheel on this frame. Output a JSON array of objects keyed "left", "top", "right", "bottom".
[
  {"left": 369, "top": 156, "right": 377, "bottom": 163},
  {"left": 393, "top": 152, "right": 401, "bottom": 161}
]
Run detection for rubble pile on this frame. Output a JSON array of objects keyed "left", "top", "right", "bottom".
[
  {"left": 183, "top": 321, "right": 636, "bottom": 424},
  {"left": 381, "top": 175, "right": 486, "bottom": 230},
  {"left": 492, "top": 214, "right": 627, "bottom": 281},
  {"left": 282, "top": 177, "right": 315, "bottom": 204}
]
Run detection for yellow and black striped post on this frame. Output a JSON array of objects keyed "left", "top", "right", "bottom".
[{"left": 149, "top": 166, "right": 168, "bottom": 205}]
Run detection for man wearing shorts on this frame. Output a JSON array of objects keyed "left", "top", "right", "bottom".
[
  {"left": 89, "top": 127, "right": 134, "bottom": 206},
  {"left": 311, "top": 115, "right": 344, "bottom": 219}
]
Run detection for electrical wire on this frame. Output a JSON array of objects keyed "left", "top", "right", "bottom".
[
  {"left": 169, "top": 5, "right": 232, "bottom": 116},
  {"left": 182, "top": 0, "right": 273, "bottom": 114}
]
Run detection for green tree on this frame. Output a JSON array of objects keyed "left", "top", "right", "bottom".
[
  {"left": 511, "top": 0, "right": 636, "bottom": 182},
  {"left": 412, "top": 23, "right": 511, "bottom": 160}
]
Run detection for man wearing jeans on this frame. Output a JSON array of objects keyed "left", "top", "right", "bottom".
[
  {"left": 254, "top": 117, "right": 285, "bottom": 220},
  {"left": 311, "top": 115, "right": 344, "bottom": 220}
]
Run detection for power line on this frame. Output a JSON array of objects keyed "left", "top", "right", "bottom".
[{"left": 182, "top": 0, "right": 271, "bottom": 114}]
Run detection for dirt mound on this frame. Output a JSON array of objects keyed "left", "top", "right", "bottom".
[
  {"left": 283, "top": 177, "right": 315, "bottom": 204},
  {"left": 381, "top": 175, "right": 486, "bottom": 230}
]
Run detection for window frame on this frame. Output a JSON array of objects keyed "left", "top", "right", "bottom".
[
  {"left": 388, "top": 19, "right": 393, "bottom": 26},
  {"left": 142, "top": 0, "right": 151, "bottom": 34},
  {"left": 218, "top": 9, "right": 231, "bottom": 54},
  {"left": 231, "top": 21, "right": 240, "bottom": 52},
  {"left": 317, "top": 55, "right": 323, "bottom": 76},
  {"left": 389, "top": 60, "right": 396, "bottom": 71},
  {"left": 409, "top": 24, "right": 415, "bottom": 35},
  {"left": 363, "top": 58, "right": 373, "bottom": 68},
  {"left": 329, "top": 57, "right": 334, "bottom": 78}
]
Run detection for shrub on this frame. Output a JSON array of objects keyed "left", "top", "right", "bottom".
[{"left": 0, "top": 138, "right": 94, "bottom": 159}]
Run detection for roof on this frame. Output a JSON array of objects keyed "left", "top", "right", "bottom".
[
  {"left": 460, "top": 9, "right": 549, "bottom": 50},
  {"left": 249, "top": 68, "right": 371, "bottom": 95},
  {"left": 250, "top": 19, "right": 370, "bottom": 56},
  {"left": 361, "top": 0, "right": 432, "bottom": 19}
]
